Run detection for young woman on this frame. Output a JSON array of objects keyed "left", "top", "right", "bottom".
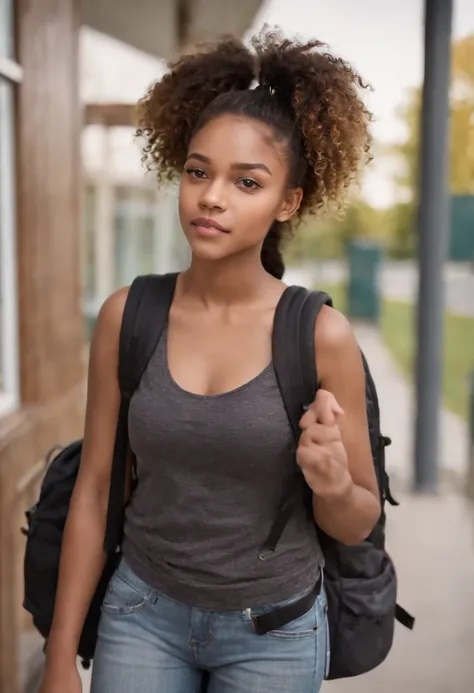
[{"left": 39, "top": 29, "right": 380, "bottom": 693}]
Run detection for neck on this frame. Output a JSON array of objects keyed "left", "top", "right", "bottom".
[{"left": 180, "top": 251, "right": 273, "bottom": 307}]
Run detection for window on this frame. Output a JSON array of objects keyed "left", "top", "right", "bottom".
[
  {"left": 114, "top": 186, "right": 158, "bottom": 289},
  {"left": 0, "top": 0, "right": 20, "bottom": 415},
  {"left": 81, "top": 178, "right": 190, "bottom": 337},
  {"left": 0, "top": 0, "right": 13, "bottom": 57}
]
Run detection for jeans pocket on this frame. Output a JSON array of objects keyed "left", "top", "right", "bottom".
[
  {"left": 102, "top": 561, "right": 155, "bottom": 616},
  {"left": 265, "top": 602, "right": 319, "bottom": 639}
]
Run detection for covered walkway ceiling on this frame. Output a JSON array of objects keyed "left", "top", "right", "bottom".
[{"left": 84, "top": 0, "right": 262, "bottom": 60}]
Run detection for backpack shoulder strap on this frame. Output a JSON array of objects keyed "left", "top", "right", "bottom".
[
  {"left": 104, "top": 272, "right": 178, "bottom": 552},
  {"left": 118, "top": 273, "right": 178, "bottom": 396},
  {"left": 272, "top": 286, "right": 332, "bottom": 438},
  {"left": 259, "top": 286, "right": 332, "bottom": 557}
]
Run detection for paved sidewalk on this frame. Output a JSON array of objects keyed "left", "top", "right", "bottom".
[
  {"left": 324, "top": 492, "right": 474, "bottom": 693},
  {"left": 353, "top": 321, "right": 468, "bottom": 489}
]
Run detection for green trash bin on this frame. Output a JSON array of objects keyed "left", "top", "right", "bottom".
[{"left": 346, "top": 240, "right": 382, "bottom": 321}]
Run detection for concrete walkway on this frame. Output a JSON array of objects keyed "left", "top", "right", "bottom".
[
  {"left": 324, "top": 492, "right": 474, "bottom": 693},
  {"left": 353, "top": 321, "right": 468, "bottom": 488}
]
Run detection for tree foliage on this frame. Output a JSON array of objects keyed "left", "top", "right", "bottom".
[
  {"left": 285, "top": 34, "right": 474, "bottom": 263},
  {"left": 284, "top": 201, "right": 388, "bottom": 264},
  {"left": 387, "top": 34, "right": 474, "bottom": 255}
]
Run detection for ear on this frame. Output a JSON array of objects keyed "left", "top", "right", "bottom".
[{"left": 275, "top": 187, "right": 303, "bottom": 223}]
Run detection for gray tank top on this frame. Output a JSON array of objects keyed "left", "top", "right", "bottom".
[{"left": 122, "top": 328, "right": 324, "bottom": 610}]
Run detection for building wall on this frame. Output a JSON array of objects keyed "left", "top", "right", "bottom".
[{"left": 0, "top": 1, "right": 86, "bottom": 692}]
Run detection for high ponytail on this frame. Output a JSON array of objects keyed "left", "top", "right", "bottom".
[
  {"left": 136, "top": 38, "right": 255, "bottom": 181},
  {"left": 261, "top": 223, "right": 285, "bottom": 280},
  {"left": 137, "top": 27, "right": 372, "bottom": 241}
]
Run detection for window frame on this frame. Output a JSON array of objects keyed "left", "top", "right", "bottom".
[
  {"left": 0, "top": 56, "right": 22, "bottom": 83},
  {"left": 0, "top": 2, "right": 21, "bottom": 416}
]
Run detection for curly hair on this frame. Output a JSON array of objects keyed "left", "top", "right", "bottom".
[{"left": 136, "top": 28, "right": 373, "bottom": 279}]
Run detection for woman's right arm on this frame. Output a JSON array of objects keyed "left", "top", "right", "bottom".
[{"left": 41, "top": 287, "right": 129, "bottom": 679}]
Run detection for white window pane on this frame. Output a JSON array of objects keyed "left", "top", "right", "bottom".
[
  {"left": 0, "top": 77, "right": 20, "bottom": 410},
  {"left": 0, "top": 0, "right": 14, "bottom": 59},
  {"left": 114, "top": 186, "right": 157, "bottom": 288}
]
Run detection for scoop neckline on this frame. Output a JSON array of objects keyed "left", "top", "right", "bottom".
[
  {"left": 163, "top": 328, "right": 274, "bottom": 400},
  {"left": 162, "top": 280, "right": 292, "bottom": 399}
]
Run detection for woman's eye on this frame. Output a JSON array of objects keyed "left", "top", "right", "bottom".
[
  {"left": 239, "top": 178, "right": 261, "bottom": 190},
  {"left": 185, "top": 168, "right": 206, "bottom": 179}
]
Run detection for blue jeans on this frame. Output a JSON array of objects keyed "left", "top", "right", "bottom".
[{"left": 90, "top": 559, "right": 330, "bottom": 693}]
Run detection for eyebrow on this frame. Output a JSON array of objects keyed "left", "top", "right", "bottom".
[{"left": 187, "top": 152, "right": 272, "bottom": 176}]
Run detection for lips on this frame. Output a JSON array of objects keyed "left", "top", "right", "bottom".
[{"left": 191, "top": 217, "right": 230, "bottom": 234}]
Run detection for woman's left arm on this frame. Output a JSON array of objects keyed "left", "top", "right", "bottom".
[{"left": 296, "top": 306, "right": 381, "bottom": 545}]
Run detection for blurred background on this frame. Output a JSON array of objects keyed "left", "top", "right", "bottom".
[{"left": 0, "top": 0, "right": 473, "bottom": 692}]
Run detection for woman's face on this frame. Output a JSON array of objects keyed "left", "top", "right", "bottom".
[{"left": 179, "top": 114, "right": 302, "bottom": 263}]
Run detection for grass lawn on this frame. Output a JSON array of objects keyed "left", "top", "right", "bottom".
[{"left": 318, "top": 284, "right": 474, "bottom": 421}]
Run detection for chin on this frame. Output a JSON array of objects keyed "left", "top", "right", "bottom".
[
  {"left": 185, "top": 232, "right": 233, "bottom": 262},
  {"left": 189, "top": 244, "right": 232, "bottom": 264}
]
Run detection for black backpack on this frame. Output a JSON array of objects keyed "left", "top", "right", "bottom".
[
  {"left": 22, "top": 273, "right": 413, "bottom": 679},
  {"left": 22, "top": 274, "right": 175, "bottom": 666},
  {"left": 268, "top": 285, "right": 414, "bottom": 678}
]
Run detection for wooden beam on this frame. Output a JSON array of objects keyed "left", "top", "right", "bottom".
[{"left": 84, "top": 103, "right": 138, "bottom": 128}]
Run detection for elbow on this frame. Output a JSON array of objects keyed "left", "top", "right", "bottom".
[
  {"left": 337, "top": 526, "right": 375, "bottom": 546},
  {"left": 332, "top": 493, "right": 381, "bottom": 546},
  {"left": 313, "top": 484, "right": 381, "bottom": 546},
  {"left": 341, "top": 499, "right": 381, "bottom": 546},
  {"left": 335, "top": 521, "right": 378, "bottom": 546},
  {"left": 319, "top": 519, "right": 378, "bottom": 547}
]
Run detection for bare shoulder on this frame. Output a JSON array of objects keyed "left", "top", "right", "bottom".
[
  {"left": 313, "top": 304, "right": 362, "bottom": 385},
  {"left": 87, "top": 286, "right": 131, "bottom": 376},
  {"left": 314, "top": 304, "right": 357, "bottom": 352},
  {"left": 93, "top": 286, "right": 130, "bottom": 346},
  {"left": 85, "top": 287, "right": 131, "bottom": 424}
]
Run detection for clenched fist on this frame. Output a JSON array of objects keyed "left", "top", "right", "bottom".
[{"left": 297, "top": 389, "right": 353, "bottom": 501}]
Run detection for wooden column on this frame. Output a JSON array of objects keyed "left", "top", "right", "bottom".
[
  {"left": 0, "top": 2, "right": 85, "bottom": 692},
  {"left": 16, "top": 0, "right": 84, "bottom": 405}
]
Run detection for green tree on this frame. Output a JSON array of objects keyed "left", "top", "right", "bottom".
[
  {"left": 386, "top": 202, "right": 416, "bottom": 259},
  {"left": 387, "top": 34, "right": 474, "bottom": 255},
  {"left": 284, "top": 201, "right": 388, "bottom": 265}
]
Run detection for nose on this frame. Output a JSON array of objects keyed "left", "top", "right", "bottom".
[{"left": 199, "top": 179, "right": 227, "bottom": 212}]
